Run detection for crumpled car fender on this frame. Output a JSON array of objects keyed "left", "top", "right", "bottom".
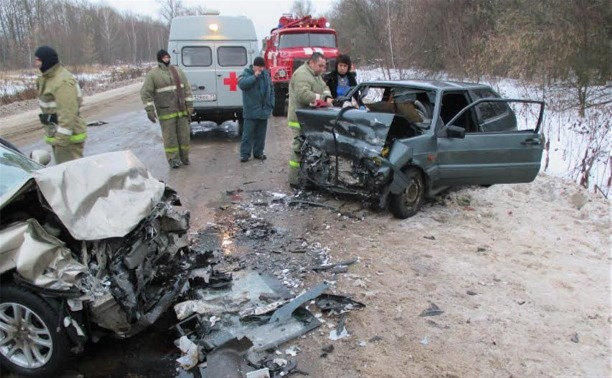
[
  {"left": 0, "top": 219, "right": 86, "bottom": 290},
  {"left": 385, "top": 141, "right": 414, "bottom": 195}
]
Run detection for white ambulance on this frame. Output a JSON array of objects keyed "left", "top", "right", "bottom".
[{"left": 168, "top": 12, "right": 258, "bottom": 133}]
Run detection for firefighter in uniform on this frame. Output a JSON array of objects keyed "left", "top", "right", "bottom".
[
  {"left": 287, "top": 52, "right": 333, "bottom": 187},
  {"left": 34, "top": 46, "right": 86, "bottom": 164},
  {"left": 140, "top": 49, "right": 193, "bottom": 168}
]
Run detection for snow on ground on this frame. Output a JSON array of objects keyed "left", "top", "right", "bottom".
[
  {"left": 355, "top": 67, "right": 611, "bottom": 196},
  {"left": 0, "top": 63, "right": 154, "bottom": 100}
]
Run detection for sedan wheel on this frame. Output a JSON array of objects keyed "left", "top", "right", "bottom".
[
  {"left": 389, "top": 168, "right": 425, "bottom": 219},
  {"left": 0, "top": 286, "right": 70, "bottom": 376},
  {"left": 0, "top": 302, "right": 53, "bottom": 369}
]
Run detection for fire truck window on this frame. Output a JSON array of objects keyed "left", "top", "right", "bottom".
[
  {"left": 279, "top": 33, "right": 309, "bottom": 49},
  {"left": 310, "top": 33, "right": 336, "bottom": 48},
  {"left": 182, "top": 47, "right": 212, "bottom": 67},
  {"left": 218, "top": 46, "right": 247, "bottom": 67}
]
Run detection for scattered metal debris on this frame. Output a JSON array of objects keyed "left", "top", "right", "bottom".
[
  {"left": 206, "top": 337, "right": 253, "bottom": 378},
  {"left": 312, "top": 257, "right": 359, "bottom": 272},
  {"left": 419, "top": 302, "right": 444, "bottom": 317},
  {"left": 86, "top": 120, "right": 108, "bottom": 126},
  {"left": 315, "top": 294, "right": 365, "bottom": 313},
  {"left": 329, "top": 313, "right": 350, "bottom": 340}
]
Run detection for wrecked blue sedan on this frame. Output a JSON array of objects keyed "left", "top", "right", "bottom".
[{"left": 295, "top": 80, "right": 545, "bottom": 218}]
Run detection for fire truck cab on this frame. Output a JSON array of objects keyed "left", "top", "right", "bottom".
[{"left": 263, "top": 14, "right": 339, "bottom": 116}]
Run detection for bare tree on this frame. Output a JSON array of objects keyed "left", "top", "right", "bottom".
[
  {"left": 157, "top": 0, "right": 184, "bottom": 26},
  {"left": 291, "top": 0, "right": 313, "bottom": 17}
]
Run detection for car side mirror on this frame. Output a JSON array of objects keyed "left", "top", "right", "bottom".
[
  {"left": 30, "top": 150, "right": 51, "bottom": 166},
  {"left": 446, "top": 125, "right": 465, "bottom": 139}
]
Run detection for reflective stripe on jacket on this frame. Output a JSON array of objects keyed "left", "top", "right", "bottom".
[
  {"left": 140, "top": 63, "right": 193, "bottom": 118},
  {"left": 37, "top": 64, "right": 86, "bottom": 145}
]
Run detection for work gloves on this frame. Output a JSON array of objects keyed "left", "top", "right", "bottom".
[{"left": 146, "top": 109, "right": 157, "bottom": 123}]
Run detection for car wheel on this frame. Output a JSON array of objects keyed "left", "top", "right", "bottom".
[
  {"left": 388, "top": 168, "right": 425, "bottom": 219},
  {"left": 0, "top": 285, "right": 70, "bottom": 377}
]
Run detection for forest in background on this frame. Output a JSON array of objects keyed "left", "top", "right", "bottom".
[{"left": 327, "top": 0, "right": 610, "bottom": 115}]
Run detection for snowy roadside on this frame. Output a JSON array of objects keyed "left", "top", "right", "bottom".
[{"left": 0, "top": 82, "right": 141, "bottom": 139}]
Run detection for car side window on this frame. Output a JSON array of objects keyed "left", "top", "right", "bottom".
[
  {"left": 471, "top": 89, "right": 517, "bottom": 132},
  {"left": 217, "top": 46, "right": 247, "bottom": 67},
  {"left": 472, "top": 89, "right": 510, "bottom": 123},
  {"left": 182, "top": 47, "right": 212, "bottom": 67},
  {"left": 440, "top": 92, "right": 480, "bottom": 133}
]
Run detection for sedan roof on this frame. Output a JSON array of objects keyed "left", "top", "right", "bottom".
[{"left": 359, "top": 79, "right": 491, "bottom": 91}]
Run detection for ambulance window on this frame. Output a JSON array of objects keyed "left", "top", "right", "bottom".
[
  {"left": 182, "top": 47, "right": 212, "bottom": 67},
  {"left": 218, "top": 46, "right": 247, "bottom": 67}
]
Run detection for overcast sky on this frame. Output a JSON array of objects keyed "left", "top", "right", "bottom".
[{"left": 96, "top": 0, "right": 336, "bottom": 42}]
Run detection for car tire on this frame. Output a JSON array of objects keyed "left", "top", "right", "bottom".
[
  {"left": 273, "top": 88, "right": 286, "bottom": 117},
  {"left": 388, "top": 167, "right": 425, "bottom": 219},
  {"left": 0, "top": 285, "right": 70, "bottom": 377}
]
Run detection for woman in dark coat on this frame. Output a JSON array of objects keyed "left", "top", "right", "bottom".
[{"left": 325, "top": 54, "right": 357, "bottom": 99}]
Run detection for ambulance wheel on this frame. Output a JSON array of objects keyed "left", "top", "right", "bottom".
[{"left": 273, "top": 89, "right": 286, "bottom": 116}]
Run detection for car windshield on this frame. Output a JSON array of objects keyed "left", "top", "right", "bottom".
[
  {"left": 0, "top": 145, "right": 41, "bottom": 198},
  {"left": 278, "top": 32, "right": 336, "bottom": 48},
  {"left": 349, "top": 85, "right": 437, "bottom": 129}
]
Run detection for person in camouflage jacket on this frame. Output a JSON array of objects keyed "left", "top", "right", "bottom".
[
  {"left": 35, "top": 46, "right": 86, "bottom": 164},
  {"left": 140, "top": 49, "right": 193, "bottom": 168}
]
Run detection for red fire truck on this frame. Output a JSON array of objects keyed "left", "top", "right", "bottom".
[{"left": 263, "top": 14, "right": 339, "bottom": 116}]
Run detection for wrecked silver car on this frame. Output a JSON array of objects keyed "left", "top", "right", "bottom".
[
  {"left": 296, "top": 80, "right": 545, "bottom": 218},
  {"left": 0, "top": 143, "right": 191, "bottom": 376}
]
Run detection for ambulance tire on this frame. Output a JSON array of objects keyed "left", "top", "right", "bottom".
[{"left": 273, "top": 88, "right": 286, "bottom": 116}]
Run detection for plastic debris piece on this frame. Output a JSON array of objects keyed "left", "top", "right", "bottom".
[
  {"left": 246, "top": 368, "right": 271, "bottom": 378},
  {"left": 176, "top": 336, "right": 201, "bottom": 369}
]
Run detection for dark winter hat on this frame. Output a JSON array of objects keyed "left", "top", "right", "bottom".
[
  {"left": 35, "top": 46, "right": 59, "bottom": 73},
  {"left": 253, "top": 57, "right": 265, "bottom": 67},
  {"left": 157, "top": 49, "right": 170, "bottom": 65}
]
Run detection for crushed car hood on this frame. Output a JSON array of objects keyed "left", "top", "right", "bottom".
[
  {"left": 296, "top": 108, "right": 396, "bottom": 158},
  {"left": 17, "top": 151, "right": 165, "bottom": 241}
]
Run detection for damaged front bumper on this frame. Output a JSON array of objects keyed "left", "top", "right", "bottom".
[
  {"left": 1, "top": 190, "right": 192, "bottom": 338},
  {"left": 297, "top": 107, "right": 420, "bottom": 207}
]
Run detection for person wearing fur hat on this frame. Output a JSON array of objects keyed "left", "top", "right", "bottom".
[
  {"left": 238, "top": 56, "right": 274, "bottom": 162},
  {"left": 34, "top": 45, "right": 86, "bottom": 163},
  {"left": 140, "top": 49, "right": 193, "bottom": 168}
]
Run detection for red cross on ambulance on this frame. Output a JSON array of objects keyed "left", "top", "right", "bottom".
[{"left": 223, "top": 72, "right": 238, "bottom": 91}]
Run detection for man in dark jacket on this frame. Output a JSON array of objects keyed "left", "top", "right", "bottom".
[
  {"left": 238, "top": 57, "right": 274, "bottom": 162},
  {"left": 324, "top": 54, "right": 357, "bottom": 99}
]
